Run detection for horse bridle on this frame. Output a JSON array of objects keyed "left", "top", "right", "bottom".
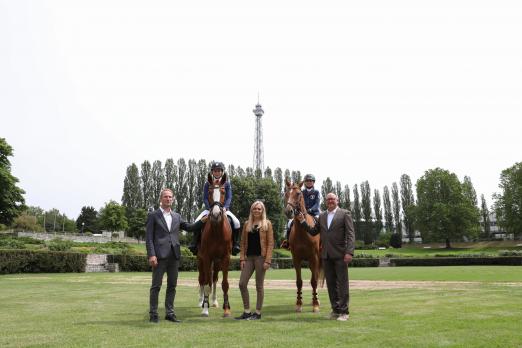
[{"left": 286, "top": 188, "right": 304, "bottom": 217}]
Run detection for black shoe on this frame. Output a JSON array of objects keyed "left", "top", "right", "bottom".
[
  {"left": 165, "top": 314, "right": 181, "bottom": 323},
  {"left": 247, "top": 313, "right": 261, "bottom": 320},
  {"left": 188, "top": 245, "right": 198, "bottom": 256},
  {"left": 232, "top": 243, "right": 240, "bottom": 256},
  {"left": 234, "top": 312, "right": 252, "bottom": 320},
  {"left": 149, "top": 315, "right": 159, "bottom": 323}
]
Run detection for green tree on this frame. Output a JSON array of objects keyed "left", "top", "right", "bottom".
[
  {"left": 122, "top": 163, "right": 142, "bottom": 210},
  {"left": 414, "top": 168, "right": 480, "bottom": 248},
  {"left": 320, "top": 177, "right": 334, "bottom": 211},
  {"left": 140, "top": 160, "right": 153, "bottom": 210},
  {"left": 352, "top": 184, "right": 362, "bottom": 241},
  {"left": 360, "top": 181, "right": 373, "bottom": 244},
  {"left": 400, "top": 174, "right": 416, "bottom": 243},
  {"left": 99, "top": 201, "right": 128, "bottom": 232},
  {"left": 341, "top": 184, "right": 351, "bottom": 210},
  {"left": 184, "top": 159, "right": 197, "bottom": 220},
  {"left": 194, "top": 159, "right": 208, "bottom": 212},
  {"left": 391, "top": 182, "right": 402, "bottom": 236},
  {"left": 463, "top": 176, "right": 478, "bottom": 207},
  {"left": 151, "top": 160, "right": 164, "bottom": 209},
  {"left": 264, "top": 166, "right": 273, "bottom": 180},
  {"left": 480, "top": 194, "right": 491, "bottom": 238},
  {"left": 76, "top": 206, "right": 99, "bottom": 233},
  {"left": 164, "top": 158, "right": 175, "bottom": 189},
  {"left": 274, "top": 167, "right": 283, "bottom": 195},
  {"left": 493, "top": 162, "right": 522, "bottom": 239},
  {"left": 373, "top": 189, "right": 383, "bottom": 240},
  {"left": 174, "top": 158, "right": 187, "bottom": 214},
  {"left": 230, "top": 176, "right": 284, "bottom": 241},
  {"left": 291, "top": 170, "right": 302, "bottom": 183},
  {"left": 126, "top": 208, "right": 148, "bottom": 241},
  {"left": 0, "top": 138, "right": 25, "bottom": 225},
  {"left": 383, "top": 185, "right": 394, "bottom": 232},
  {"left": 12, "top": 212, "right": 43, "bottom": 232}
]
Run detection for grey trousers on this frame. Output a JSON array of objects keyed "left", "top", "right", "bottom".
[
  {"left": 239, "top": 256, "right": 266, "bottom": 311},
  {"left": 149, "top": 251, "right": 179, "bottom": 316},
  {"left": 324, "top": 257, "right": 349, "bottom": 315}
]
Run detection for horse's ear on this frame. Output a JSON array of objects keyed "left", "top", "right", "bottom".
[
  {"left": 285, "top": 177, "right": 291, "bottom": 187},
  {"left": 208, "top": 173, "right": 213, "bottom": 183},
  {"left": 221, "top": 173, "right": 227, "bottom": 185},
  {"left": 298, "top": 180, "right": 304, "bottom": 188}
]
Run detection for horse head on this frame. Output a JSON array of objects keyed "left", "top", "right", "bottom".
[
  {"left": 284, "top": 177, "right": 305, "bottom": 219},
  {"left": 207, "top": 172, "right": 227, "bottom": 225}
]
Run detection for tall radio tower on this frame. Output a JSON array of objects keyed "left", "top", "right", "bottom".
[{"left": 253, "top": 97, "right": 264, "bottom": 173}]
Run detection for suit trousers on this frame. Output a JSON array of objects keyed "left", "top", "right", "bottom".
[
  {"left": 149, "top": 249, "right": 179, "bottom": 316},
  {"left": 324, "top": 257, "right": 349, "bottom": 315}
]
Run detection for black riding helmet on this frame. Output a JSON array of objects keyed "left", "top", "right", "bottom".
[
  {"left": 304, "top": 174, "right": 315, "bottom": 182},
  {"left": 210, "top": 161, "right": 225, "bottom": 171}
]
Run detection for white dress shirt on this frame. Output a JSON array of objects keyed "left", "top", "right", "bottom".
[
  {"left": 327, "top": 208, "right": 338, "bottom": 229},
  {"left": 160, "top": 207, "right": 173, "bottom": 231}
]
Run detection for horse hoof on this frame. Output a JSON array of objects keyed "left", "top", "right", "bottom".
[
  {"left": 223, "top": 310, "right": 231, "bottom": 318},
  {"left": 201, "top": 311, "right": 209, "bottom": 317},
  {"left": 312, "top": 306, "right": 320, "bottom": 313},
  {"left": 212, "top": 301, "right": 219, "bottom": 308},
  {"left": 295, "top": 306, "right": 302, "bottom": 313}
]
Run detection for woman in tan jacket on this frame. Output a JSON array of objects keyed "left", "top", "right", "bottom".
[{"left": 235, "top": 200, "right": 274, "bottom": 320}]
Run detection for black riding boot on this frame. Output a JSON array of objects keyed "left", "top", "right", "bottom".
[
  {"left": 189, "top": 228, "right": 201, "bottom": 256},
  {"left": 232, "top": 227, "right": 240, "bottom": 256}
]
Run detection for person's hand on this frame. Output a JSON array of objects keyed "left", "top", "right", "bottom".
[
  {"left": 263, "top": 262, "right": 270, "bottom": 271},
  {"left": 344, "top": 254, "right": 353, "bottom": 264},
  {"left": 240, "top": 260, "right": 245, "bottom": 270},
  {"left": 201, "top": 215, "right": 208, "bottom": 223},
  {"left": 149, "top": 256, "right": 158, "bottom": 268}
]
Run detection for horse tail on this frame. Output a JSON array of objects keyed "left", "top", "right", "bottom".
[{"left": 318, "top": 256, "right": 325, "bottom": 288}]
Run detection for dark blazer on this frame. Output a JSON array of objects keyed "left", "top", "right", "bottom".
[
  {"left": 302, "top": 208, "right": 355, "bottom": 259},
  {"left": 146, "top": 209, "right": 202, "bottom": 260}
]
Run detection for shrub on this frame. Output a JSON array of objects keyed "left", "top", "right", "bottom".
[
  {"left": 48, "top": 239, "right": 73, "bottom": 252},
  {"left": 498, "top": 250, "right": 522, "bottom": 256},
  {"left": 376, "top": 232, "right": 392, "bottom": 248},
  {"left": 0, "top": 237, "right": 26, "bottom": 249},
  {"left": 389, "top": 233, "right": 402, "bottom": 248},
  {"left": 112, "top": 232, "right": 120, "bottom": 238},
  {"left": 0, "top": 249, "right": 86, "bottom": 274}
]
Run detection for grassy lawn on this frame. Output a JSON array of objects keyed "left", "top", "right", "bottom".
[{"left": 1, "top": 267, "right": 522, "bottom": 347}]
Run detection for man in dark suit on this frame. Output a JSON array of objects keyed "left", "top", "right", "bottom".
[
  {"left": 298, "top": 192, "right": 355, "bottom": 321},
  {"left": 146, "top": 188, "right": 205, "bottom": 323}
]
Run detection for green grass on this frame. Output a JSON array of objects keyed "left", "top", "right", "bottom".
[{"left": 1, "top": 267, "right": 522, "bottom": 347}]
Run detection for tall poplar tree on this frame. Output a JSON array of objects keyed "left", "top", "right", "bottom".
[
  {"left": 140, "top": 160, "right": 153, "bottom": 210},
  {"left": 122, "top": 163, "right": 142, "bottom": 210},
  {"left": 383, "top": 185, "right": 394, "bottom": 232},
  {"left": 360, "top": 181, "right": 373, "bottom": 244},
  {"left": 151, "top": 160, "right": 164, "bottom": 209},
  {"left": 400, "top": 174, "right": 416, "bottom": 243},
  {"left": 392, "top": 182, "right": 402, "bottom": 236},
  {"left": 352, "top": 184, "right": 362, "bottom": 241}
]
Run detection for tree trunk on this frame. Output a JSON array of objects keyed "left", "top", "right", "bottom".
[{"left": 445, "top": 238, "right": 451, "bottom": 249}]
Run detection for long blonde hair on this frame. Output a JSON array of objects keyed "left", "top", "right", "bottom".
[{"left": 245, "top": 200, "right": 269, "bottom": 232}]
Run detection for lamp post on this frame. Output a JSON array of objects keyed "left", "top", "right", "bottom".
[{"left": 81, "top": 222, "right": 85, "bottom": 235}]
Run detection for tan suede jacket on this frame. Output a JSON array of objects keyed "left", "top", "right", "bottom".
[{"left": 239, "top": 220, "right": 275, "bottom": 265}]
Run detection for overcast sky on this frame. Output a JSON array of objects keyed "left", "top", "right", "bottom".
[{"left": 1, "top": 0, "right": 521, "bottom": 219}]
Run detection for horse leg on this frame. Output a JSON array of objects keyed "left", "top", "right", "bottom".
[
  {"left": 310, "top": 256, "right": 320, "bottom": 313},
  {"left": 294, "top": 258, "right": 303, "bottom": 312},
  {"left": 198, "top": 285, "right": 204, "bottom": 307},
  {"left": 211, "top": 262, "right": 219, "bottom": 307},
  {"left": 221, "top": 255, "right": 231, "bottom": 317},
  {"left": 200, "top": 259, "right": 211, "bottom": 317}
]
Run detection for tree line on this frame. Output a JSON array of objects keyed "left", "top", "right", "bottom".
[{"left": 1, "top": 137, "right": 521, "bottom": 246}]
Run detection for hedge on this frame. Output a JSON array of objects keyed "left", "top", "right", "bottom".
[
  {"left": 390, "top": 256, "right": 522, "bottom": 267},
  {"left": 107, "top": 255, "right": 379, "bottom": 272},
  {"left": 0, "top": 249, "right": 86, "bottom": 274}
]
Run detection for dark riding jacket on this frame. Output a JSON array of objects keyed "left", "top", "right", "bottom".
[
  {"left": 303, "top": 188, "right": 320, "bottom": 216},
  {"left": 203, "top": 180, "right": 232, "bottom": 209}
]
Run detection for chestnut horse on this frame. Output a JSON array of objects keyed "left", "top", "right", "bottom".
[
  {"left": 284, "top": 178, "right": 322, "bottom": 312},
  {"left": 198, "top": 173, "right": 232, "bottom": 317}
]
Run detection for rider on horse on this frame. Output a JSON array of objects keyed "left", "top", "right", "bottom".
[
  {"left": 189, "top": 161, "right": 241, "bottom": 256},
  {"left": 281, "top": 173, "right": 320, "bottom": 250}
]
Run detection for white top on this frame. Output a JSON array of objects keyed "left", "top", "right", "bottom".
[
  {"left": 160, "top": 207, "right": 172, "bottom": 231},
  {"left": 327, "top": 207, "right": 338, "bottom": 229}
]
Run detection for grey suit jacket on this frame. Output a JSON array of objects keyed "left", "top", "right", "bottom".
[
  {"left": 146, "top": 209, "right": 202, "bottom": 260},
  {"left": 302, "top": 208, "right": 355, "bottom": 259}
]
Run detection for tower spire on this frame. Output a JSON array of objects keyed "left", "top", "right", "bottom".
[{"left": 253, "top": 99, "right": 264, "bottom": 174}]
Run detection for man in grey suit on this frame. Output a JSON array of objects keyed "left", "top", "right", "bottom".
[
  {"left": 146, "top": 188, "right": 205, "bottom": 323},
  {"left": 298, "top": 192, "right": 355, "bottom": 321}
]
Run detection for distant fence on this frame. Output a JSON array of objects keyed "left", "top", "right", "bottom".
[{"left": 16, "top": 231, "right": 140, "bottom": 244}]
